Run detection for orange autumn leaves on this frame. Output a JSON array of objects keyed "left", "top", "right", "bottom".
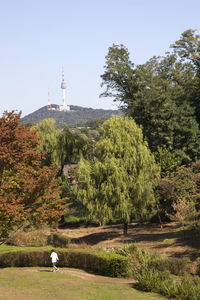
[{"left": 0, "top": 111, "right": 65, "bottom": 240}]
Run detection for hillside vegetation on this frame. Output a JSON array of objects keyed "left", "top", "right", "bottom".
[{"left": 21, "top": 105, "right": 121, "bottom": 126}]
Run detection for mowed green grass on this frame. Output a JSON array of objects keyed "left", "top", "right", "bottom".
[
  {"left": 0, "top": 268, "right": 166, "bottom": 300},
  {"left": 0, "top": 244, "right": 52, "bottom": 253}
]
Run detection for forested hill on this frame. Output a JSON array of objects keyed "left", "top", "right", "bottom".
[{"left": 21, "top": 105, "right": 121, "bottom": 126}]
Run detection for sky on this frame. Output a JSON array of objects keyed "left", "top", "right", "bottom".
[{"left": 0, "top": 0, "right": 200, "bottom": 117}]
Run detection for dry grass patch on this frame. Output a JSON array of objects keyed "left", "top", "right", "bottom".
[{"left": 58, "top": 222, "right": 200, "bottom": 259}]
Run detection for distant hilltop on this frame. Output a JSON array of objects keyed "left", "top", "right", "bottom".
[{"left": 21, "top": 104, "right": 121, "bottom": 127}]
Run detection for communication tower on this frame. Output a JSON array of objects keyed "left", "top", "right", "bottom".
[{"left": 60, "top": 67, "right": 70, "bottom": 111}]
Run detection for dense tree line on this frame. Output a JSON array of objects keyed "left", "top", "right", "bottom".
[
  {"left": 100, "top": 29, "right": 200, "bottom": 165},
  {"left": 98, "top": 29, "right": 200, "bottom": 226},
  {"left": 1, "top": 30, "right": 200, "bottom": 237}
]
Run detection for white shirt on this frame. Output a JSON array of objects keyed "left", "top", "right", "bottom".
[{"left": 50, "top": 252, "right": 58, "bottom": 263}]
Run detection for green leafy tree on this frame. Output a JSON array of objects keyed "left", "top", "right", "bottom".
[
  {"left": 35, "top": 119, "right": 91, "bottom": 171},
  {"left": 100, "top": 44, "right": 137, "bottom": 104},
  {"left": 84, "top": 118, "right": 106, "bottom": 130},
  {"left": 171, "top": 29, "right": 200, "bottom": 70},
  {"left": 101, "top": 43, "right": 200, "bottom": 164},
  {"left": 73, "top": 116, "right": 160, "bottom": 234},
  {"left": 157, "top": 160, "right": 200, "bottom": 223},
  {"left": 34, "top": 119, "right": 65, "bottom": 169},
  {"left": 171, "top": 29, "right": 200, "bottom": 127},
  {"left": 155, "top": 146, "right": 181, "bottom": 177},
  {"left": 62, "top": 126, "right": 89, "bottom": 163}
]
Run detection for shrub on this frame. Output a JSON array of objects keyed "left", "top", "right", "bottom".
[
  {"left": 135, "top": 263, "right": 200, "bottom": 299},
  {"left": 175, "top": 277, "right": 200, "bottom": 300},
  {"left": 157, "top": 277, "right": 177, "bottom": 298},
  {"left": 135, "top": 267, "right": 172, "bottom": 293},
  {"left": 151, "top": 256, "right": 191, "bottom": 276},
  {"left": 135, "top": 267, "right": 161, "bottom": 292},
  {"left": 47, "top": 233, "right": 70, "bottom": 248},
  {"left": 7, "top": 230, "right": 48, "bottom": 247},
  {"left": 135, "top": 267, "right": 200, "bottom": 299},
  {"left": 116, "top": 243, "right": 152, "bottom": 267},
  {"left": 195, "top": 257, "right": 200, "bottom": 275},
  {"left": 116, "top": 243, "right": 191, "bottom": 276},
  {"left": 116, "top": 243, "right": 200, "bottom": 299},
  {"left": 0, "top": 249, "right": 131, "bottom": 278},
  {"left": 115, "top": 243, "right": 138, "bottom": 256}
]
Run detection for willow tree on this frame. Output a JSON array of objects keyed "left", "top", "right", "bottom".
[
  {"left": 35, "top": 119, "right": 90, "bottom": 168},
  {"left": 74, "top": 116, "right": 160, "bottom": 234},
  {"left": 34, "top": 119, "right": 65, "bottom": 169}
]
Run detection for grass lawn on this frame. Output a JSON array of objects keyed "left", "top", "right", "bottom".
[
  {"left": 0, "top": 268, "right": 167, "bottom": 300},
  {"left": 0, "top": 244, "right": 53, "bottom": 253}
]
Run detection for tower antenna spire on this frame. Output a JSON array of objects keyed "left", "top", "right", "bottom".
[
  {"left": 47, "top": 88, "right": 51, "bottom": 110},
  {"left": 62, "top": 65, "right": 65, "bottom": 83}
]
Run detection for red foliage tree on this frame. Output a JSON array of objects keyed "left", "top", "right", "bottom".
[{"left": 0, "top": 111, "right": 65, "bottom": 242}]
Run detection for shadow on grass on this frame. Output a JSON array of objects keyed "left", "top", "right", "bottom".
[
  {"left": 69, "top": 222, "right": 200, "bottom": 260},
  {"left": 38, "top": 269, "right": 52, "bottom": 272},
  {"left": 71, "top": 231, "right": 120, "bottom": 246},
  {"left": 118, "top": 231, "right": 180, "bottom": 244},
  {"left": 152, "top": 229, "right": 200, "bottom": 248}
]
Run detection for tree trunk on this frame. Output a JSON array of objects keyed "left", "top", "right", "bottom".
[
  {"left": 158, "top": 212, "right": 163, "bottom": 230},
  {"left": 123, "top": 222, "right": 128, "bottom": 236},
  {"left": 0, "top": 223, "right": 25, "bottom": 246}
]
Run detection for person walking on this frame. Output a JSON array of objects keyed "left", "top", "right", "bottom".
[{"left": 50, "top": 249, "right": 59, "bottom": 272}]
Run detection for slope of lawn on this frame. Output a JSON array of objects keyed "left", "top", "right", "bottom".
[{"left": 0, "top": 268, "right": 167, "bottom": 300}]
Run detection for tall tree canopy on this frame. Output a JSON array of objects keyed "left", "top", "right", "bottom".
[
  {"left": 171, "top": 29, "right": 200, "bottom": 70},
  {"left": 34, "top": 118, "right": 65, "bottom": 169},
  {"left": 62, "top": 125, "right": 89, "bottom": 164},
  {"left": 0, "top": 112, "right": 65, "bottom": 242},
  {"left": 35, "top": 119, "right": 90, "bottom": 170},
  {"left": 73, "top": 116, "right": 160, "bottom": 234},
  {"left": 101, "top": 36, "right": 200, "bottom": 164},
  {"left": 171, "top": 29, "right": 200, "bottom": 127}
]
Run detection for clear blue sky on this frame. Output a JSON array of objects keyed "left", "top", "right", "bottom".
[{"left": 0, "top": 0, "right": 200, "bottom": 116}]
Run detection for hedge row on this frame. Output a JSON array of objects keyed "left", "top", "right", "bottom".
[{"left": 0, "top": 249, "right": 131, "bottom": 278}]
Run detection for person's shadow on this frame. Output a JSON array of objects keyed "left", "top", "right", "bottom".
[{"left": 38, "top": 269, "right": 52, "bottom": 272}]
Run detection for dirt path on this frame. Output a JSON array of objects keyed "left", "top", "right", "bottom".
[
  {"left": 60, "top": 269, "right": 135, "bottom": 283},
  {"left": 27, "top": 268, "right": 135, "bottom": 284}
]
